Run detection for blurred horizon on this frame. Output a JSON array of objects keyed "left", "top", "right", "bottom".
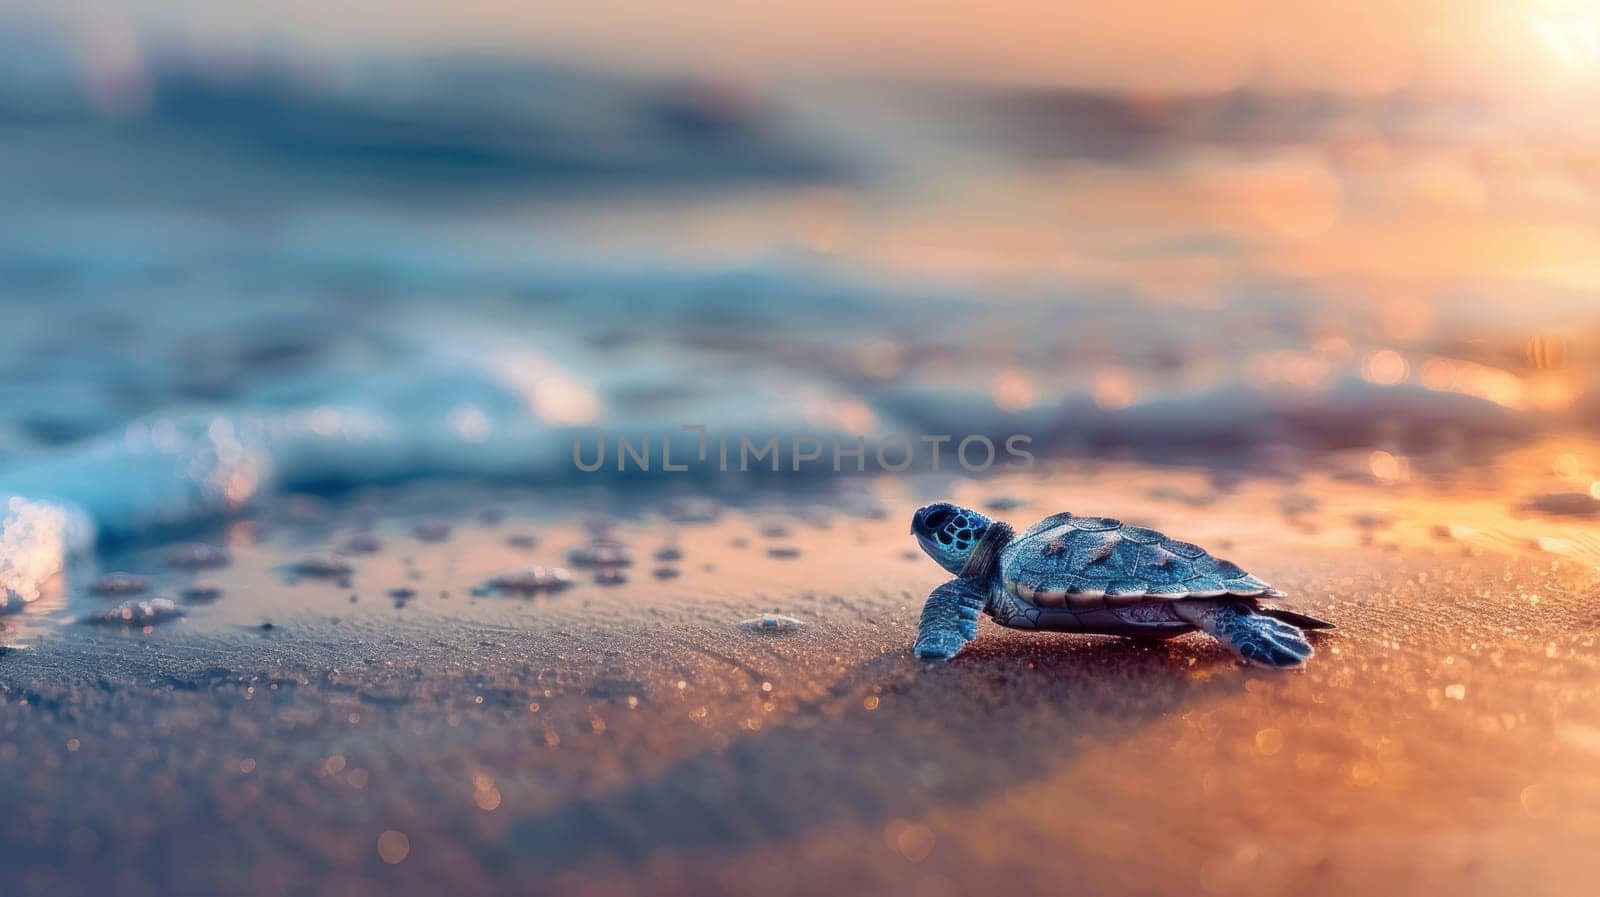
[
  {"left": 7, "top": 1, "right": 1600, "bottom": 99},
  {"left": 6, "top": 7, "right": 1600, "bottom": 320}
]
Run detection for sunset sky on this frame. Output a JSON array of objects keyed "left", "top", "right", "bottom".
[{"left": 14, "top": 1, "right": 1600, "bottom": 95}]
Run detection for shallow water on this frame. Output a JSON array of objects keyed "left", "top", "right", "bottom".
[{"left": 5, "top": 37, "right": 1600, "bottom": 896}]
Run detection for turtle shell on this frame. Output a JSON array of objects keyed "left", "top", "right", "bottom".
[{"left": 999, "top": 512, "right": 1284, "bottom": 610}]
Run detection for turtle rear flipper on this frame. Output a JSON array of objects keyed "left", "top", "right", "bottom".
[
  {"left": 1173, "top": 600, "right": 1313, "bottom": 670},
  {"left": 914, "top": 579, "right": 987, "bottom": 661},
  {"left": 1254, "top": 605, "right": 1336, "bottom": 631}
]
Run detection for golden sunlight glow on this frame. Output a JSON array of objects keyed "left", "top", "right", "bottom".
[
  {"left": 1368, "top": 450, "right": 1409, "bottom": 484},
  {"left": 1533, "top": 1, "right": 1600, "bottom": 70},
  {"left": 1090, "top": 371, "right": 1138, "bottom": 410},
  {"left": 1361, "top": 350, "right": 1410, "bottom": 387},
  {"left": 992, "top": 372, "right": 1036, "bottom": 412}
]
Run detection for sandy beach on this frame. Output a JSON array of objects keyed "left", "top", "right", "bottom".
[{"left": 6, "top": 458, "right": 1600, "bottom": 896}]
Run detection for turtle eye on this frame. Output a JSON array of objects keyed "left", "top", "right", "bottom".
[{"left": 921, "top": 507, "right": 951, "bottom": 530}]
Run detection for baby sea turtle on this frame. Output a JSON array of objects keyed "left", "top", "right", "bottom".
[{"left": 909, "top": 503, "right": 1333, "bottom": 669}]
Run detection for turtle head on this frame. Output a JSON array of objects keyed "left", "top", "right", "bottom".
[{"left": 912, "top": 502, "right": 1007, "bottom": 577}]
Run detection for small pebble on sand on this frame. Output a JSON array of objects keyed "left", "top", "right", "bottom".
[
  {"left": 83, "top": 598, "right": 183, "bottom": 627},
  {"left": 741, "top": 614, "right": 805, "bottom": 632},
  {"left": 290, "top": 553, "right": 354, "bottom": 578},
  {"left": 482, "top": 566, "right": 575, "bottom": 595},
  {"left": 181, "top": 584, "right": 224, "bottom": 603}
]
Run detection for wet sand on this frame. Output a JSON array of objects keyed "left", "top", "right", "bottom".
[{"left": 5, "top": 458, "right": 1600, "bottom": 897}]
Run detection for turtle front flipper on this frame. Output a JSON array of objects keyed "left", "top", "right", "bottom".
[
  {"left": 1173, "top": 600, "right": 1313, "bottom": 670},
  {"left": 914, "top": 579, "right": 987, "bottom": 661}
]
